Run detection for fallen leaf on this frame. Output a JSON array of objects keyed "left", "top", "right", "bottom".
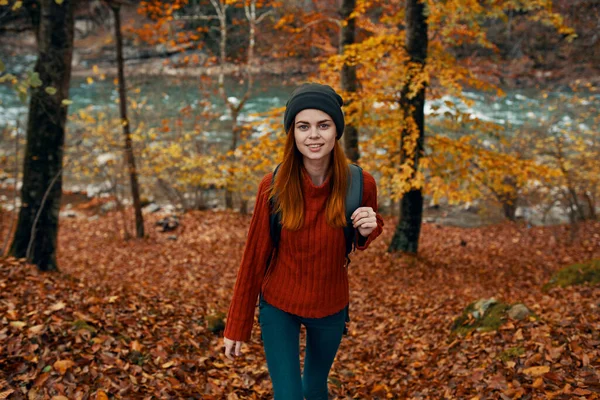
[
  {"left": 523, "top": 366, "right": 550, "bottom": 376},
  {"left": 46, "top": 301, "right": 66, "bottom": 314},
  {"left": 53, "top": 360, "right": 74, "bottom": 375},
  {"left": 28, "top": 324, "right": 44, "bottom": 334},
  {"left": 96, "top": 390, "right": 108, "bottom": 400},
  {"left": 572, "top": 388, "right": 592, "bottom": 396},
  {"left": 0, "top": 389, "right": 15, "bottom": 399},
  {"left": 532, "top": 377, "right": 544, "bottom": 388}
]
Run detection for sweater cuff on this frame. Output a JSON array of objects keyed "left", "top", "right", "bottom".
[
  {"left": 223, "top": 317, "right": 253, "bottom": 342},
  {"left": 356, "top": 230, "right": 374, "bottom": 250}
]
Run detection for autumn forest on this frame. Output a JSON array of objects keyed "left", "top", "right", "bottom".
[{"left": 0, "top": 0, "right": 599, "bottom": 399}]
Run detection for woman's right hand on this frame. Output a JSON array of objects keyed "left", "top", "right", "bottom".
[{"left": 224, "top": 337, "right": 243, "bottom": 360}]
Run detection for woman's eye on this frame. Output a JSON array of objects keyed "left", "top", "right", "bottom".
[
  {"left": 299, "top": 125, "right": 308, "bottom": 130},
  {"left": 319, "top": 124, "right": 330, "bottom": 129}
]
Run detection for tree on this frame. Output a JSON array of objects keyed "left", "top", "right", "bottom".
[
  {"left": 9, "top": 0, "right": 76, "bottom": 271},
  {"left": 340, "top": 0, "right": 359, "bottom": 162},
  {"left": 208, "top": 0, "right": 272, "bottom": 210},
  {"left": 387, "top": 0, "right": 427, "bottom": 253},
  {"left": 109, "top": 0, "right": 145, "bottom": 238},
  {"left": 133, "top": 0, "right": 276, "bottom": 212},
  {"left": 328, "top": 0, "right": 575, "bottom": 253}
]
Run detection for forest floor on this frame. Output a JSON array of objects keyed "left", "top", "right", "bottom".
[{"left": 0, "top": 209, "right": 599, "bottom": 399}]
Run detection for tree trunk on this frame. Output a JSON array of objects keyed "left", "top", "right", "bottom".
[
  {"left": 502, "top": 201, "right": 517, "bottom": 221},
  {"left": 9, "top": 0, "right": 75, "bottom": 271},
  {"left": 340, "top": 0, "right": 359, "bottom": 163},
  {"left": 499, "top": 176, "right": 518, "bottom": 221},
  {"left": 388, "top": 0, "right": 428, "bottom": 254},
  {"left": 583, "top": 191, "right": 597, "bottom": 220},
  {"left": 112, "top": 5, "right": 145, "bottom": 238}
]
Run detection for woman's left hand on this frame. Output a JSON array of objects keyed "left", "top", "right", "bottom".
[{"left": 351, "top": 206, "right": 377, "bottom": 238}]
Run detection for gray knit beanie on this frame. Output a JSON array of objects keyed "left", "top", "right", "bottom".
[{"left": 283, "top": 83, "right": 345, "bottom": 139}]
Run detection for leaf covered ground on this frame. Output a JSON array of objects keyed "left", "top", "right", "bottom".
[{"left": 1, "top": 210, "right": 599, "bottom": 399}]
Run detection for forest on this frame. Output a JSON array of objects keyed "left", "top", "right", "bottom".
[{"left": 0, "top": 0, "right": 599, "bottom": 399}]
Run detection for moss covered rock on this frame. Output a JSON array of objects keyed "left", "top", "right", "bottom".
[
  {"left": 543, "top": 259, "right": 600, "bottom": 291},
  {"left": 206, "top": 312, "right": 226, "bottom": 334},
  {"left": 451, "top": 298, "right": 533, "bottom": 336}
]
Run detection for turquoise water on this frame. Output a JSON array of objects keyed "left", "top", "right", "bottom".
[{"left": 1, "top": 55, "right": 598, "bottom": 138}]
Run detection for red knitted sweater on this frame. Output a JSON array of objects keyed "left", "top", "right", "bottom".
[{"left": 224, "top": 166, "right": 384, "bottom": 341}]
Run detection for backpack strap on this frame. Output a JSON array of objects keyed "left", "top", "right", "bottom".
[
  {"left": 343, "top": 163, "right": 363, "bottom": 266},
  {"left": 264, "top": 163, "right": 282, "bottom": 282},
  {"left": 342, "top": 163, "right": 363, "bottom": 335},
  {"left": 268, "top": 163, "right": 282, "bottom": 249}
]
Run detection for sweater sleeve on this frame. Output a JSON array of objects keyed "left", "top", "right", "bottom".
[
  {"left": 356, "top": 170, "right": 384, "bottom": 251},
  {"left": 224, "top": 173, "right": 274, "bottom": 342}
]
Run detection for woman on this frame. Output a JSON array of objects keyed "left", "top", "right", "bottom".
[{"left": 223, "top": 83, "right": 384, "bottom": 400}]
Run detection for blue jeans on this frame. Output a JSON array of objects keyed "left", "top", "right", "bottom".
[{"left": 258, "top": 297, "right": 346, "bottom": 400}]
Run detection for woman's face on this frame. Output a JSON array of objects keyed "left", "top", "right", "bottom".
[{"left": 293, "top": 108, "right": 337, "bottom": 164}]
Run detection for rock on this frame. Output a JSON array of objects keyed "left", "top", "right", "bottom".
[
  {"left": 472, "top": 298, "right": 498, "bottom": 318},
  {"left": 59, "top": 210, "right": 80, "bottom": 218},
  {"left": 543, "top": 259, "right": 600, "bottom": 291},
  {"left": 143, "top": 203, "right": 161, "bottom": 214},
  {"left": 451, "top": 298, "right": 507, "bottom": 336},
  {"left": 161, "top": 204, "right": 177, "bottom": 214},
  {"left": 167, "top": 235, "right": 177, "bottom": 241},
  {"left": 508, "top": 304, "right": 531, "bottom": 320},
  {"left": 452, "top": 298, "right": 538, "bottom": 337},
  {"left": 463, "top": 201, "right": 480, "bottom": 213},
  {"left": 156, "top": 215, "right": 179, "bottom": 232},
  {"left": 206, "top": 312, "right": 226, "bottom": 334},
  {"left": 100, "top": 201, "right": 116, "bottom": 213}
]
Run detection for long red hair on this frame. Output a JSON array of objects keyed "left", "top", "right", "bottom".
[{"left": 268, "top": 126, "right": 349, "bottom": 230}]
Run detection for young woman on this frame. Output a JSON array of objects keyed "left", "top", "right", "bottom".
[{"left": 223, "top": 83, "right": 384, "bottom": 400}]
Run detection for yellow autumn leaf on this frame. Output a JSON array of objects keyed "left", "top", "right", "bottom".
[
  {"left": 10, "top": 321, "right": 26, "bottom": 329},
  {"left": 96, "top": 390, "right": 108, "bottom": 400},
  {"left": 532, "top": 377, "right": 544, "bottom": 388},
  {"left": 87, "top": 77, "right": 94, "bottom": 84},
  {"left": 130, "top": 340, "right": 142, "bottom": 351},
  {"left": 12, "top": 1, "right": 22, "bottom": 10},
  {"left": 49, "top": 301, "right": 66, "bottom": 312},
  {"left": 28, "top": 324, "right": 44, "bottom": 334},
  {"left": 53, "top": 359, "right": 74, "bottom": 375},
  {"left": 523, "top": 365, "right": 550, "bottom": 376},
  {"left": 0, "top": 389, "right": 15, "bottom": 398}
]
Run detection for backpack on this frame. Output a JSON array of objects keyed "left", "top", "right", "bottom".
[{"left": 265, "top": 163, "right": 363, "bottom": 335}]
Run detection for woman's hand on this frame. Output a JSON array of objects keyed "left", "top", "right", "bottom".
[
  {"left": 351, "top": 206, "right": 377, "bottom": 238},
  {"left": 224, "top": 337, "right": 243, "bottom": 360}
]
